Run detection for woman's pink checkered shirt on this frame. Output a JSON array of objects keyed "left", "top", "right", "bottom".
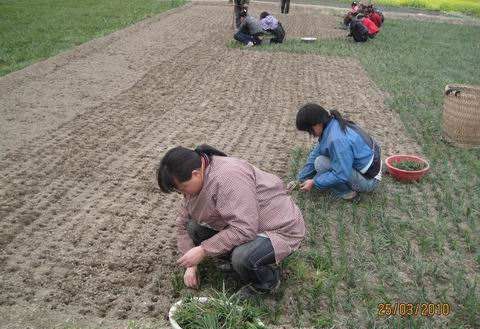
[{"left": 176, "top": 156, "right": 305, "bottom": 263}]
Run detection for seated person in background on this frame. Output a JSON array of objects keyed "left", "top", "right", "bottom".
[
  {"left": 365, "top": 5, "right": 384, "bottom": 28},
  {"left": 347, "top": 17, "right": 369, "bottom": 42},
  {"left": 351, "top": 1, "right": 360, "bottom": 14},
  {"left": 348, "top": 13, "right": 379, "bottom": 42},
  {"left": 343, "top": 1, "right": 361, "bottom": 27},
  {"left": 259, "top": 11, "right": 285, "bottom": 44},
  {"left": 234, "top": 9, "right": 265, "bottom": 47}
]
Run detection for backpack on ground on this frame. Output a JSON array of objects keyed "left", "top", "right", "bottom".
[{"left": 349, "top": 19, "right": 369, "bottom": 42}]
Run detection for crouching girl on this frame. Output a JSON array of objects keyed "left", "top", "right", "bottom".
[
  {"left": 259, "top": 11, "right": 285, "bottom": 44},
  {"left": 292, "top": 103, "right": 382, "bottom": 201},
  {"left": 157, "top": 145, "right": 305, "bottom": 297}
]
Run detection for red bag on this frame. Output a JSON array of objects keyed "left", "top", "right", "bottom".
[
  {"left": 362, "top": 17, "right": 379, "bottom": 36},
  {"left": 369, "top": 12, "right": 383, "bottom": 27}
]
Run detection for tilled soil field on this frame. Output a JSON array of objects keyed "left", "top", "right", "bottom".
[{"left": 0, "top": 1, "right": 419, "bottom": 327}]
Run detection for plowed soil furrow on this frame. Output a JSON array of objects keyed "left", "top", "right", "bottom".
[{"left": 0, "top": 1, "right": 420, "bottom": 326}]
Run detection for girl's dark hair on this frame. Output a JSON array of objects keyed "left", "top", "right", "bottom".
[
  {"left": 260, "top": 11, "right": 269, "bottom": 19},
  {"left": 157, "top": 144, "right": 227, "bottom": 193},
  {"left": 296, "top": 103, "right": 352, "bottom": 134}
]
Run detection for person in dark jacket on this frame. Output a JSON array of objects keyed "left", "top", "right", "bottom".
[
  {"left": 234, "top": 9, "right": 264, "bottom": 46},
  {"left": 259, "top": 11, "right": 285, "bottom": 44},
  {"left": 234, "top": 0, "right": 249, "bottom": 28},
  {"left": 348, "top": 18, "right": 369, "bottom": 42},
  {"left": 348, "top": 14, "right": 378, "bottom": 42},
  {"left": 289, "top": 103, "right": 382, "bottom": 201},
  {"left": 281, "top": 0, "right": 290, "bottom": 14}
]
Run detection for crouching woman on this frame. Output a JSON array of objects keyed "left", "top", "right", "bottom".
[
  {"left": 293, "top": 103, "right": 382, "bottom": 200},
  {"left": 157, "top": 145, "right": 305, "bottom": 296},
  {"left": 234, "top": 9, "right": 265, "bottom": 46}
]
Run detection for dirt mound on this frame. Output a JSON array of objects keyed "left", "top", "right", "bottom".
[{"left": 0, "top": 1, "right": 419, "bottom": 327}]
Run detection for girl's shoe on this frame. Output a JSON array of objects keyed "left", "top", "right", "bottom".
[{"left": 341, "top": 191, "right": 361, "bottom": 203}]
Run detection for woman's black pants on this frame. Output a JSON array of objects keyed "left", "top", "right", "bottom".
[{"left": 186, "top": 220, "right": 280, "bottom": 291}]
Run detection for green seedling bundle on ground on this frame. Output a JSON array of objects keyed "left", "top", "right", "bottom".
[{"left": 173, "top": 291, "right": 265, "bottom": 329}]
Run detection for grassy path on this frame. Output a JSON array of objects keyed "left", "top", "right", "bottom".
[{"left": 257, "top": 0, "right": 480, "bottom": 17}]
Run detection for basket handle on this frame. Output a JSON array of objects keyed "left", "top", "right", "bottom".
[{"left": 444, "top": 86, "right": 462, "bottom": 96}]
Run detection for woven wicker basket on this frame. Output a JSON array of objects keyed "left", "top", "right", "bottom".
[{"left": 442, "top": 84, "right": 480, "bottom": 148}]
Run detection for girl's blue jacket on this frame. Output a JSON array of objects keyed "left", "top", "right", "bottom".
[{"left": 297, "top": 118, "right": 374, "bottom": 189}]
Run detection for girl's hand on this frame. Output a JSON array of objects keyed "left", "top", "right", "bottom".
[
  {"left": 300, "top": 179, "right": 314, "bottom": 192},
  {"left": 177, "top": 246, "right": 206, "bottom": 268},
  {"left": 184, "top": 266, "right": 199, "bottom": 289}
]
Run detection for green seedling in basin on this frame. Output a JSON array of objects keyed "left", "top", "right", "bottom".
[{"left": 392, "top": 161, "right": 426, "bottom": 171}]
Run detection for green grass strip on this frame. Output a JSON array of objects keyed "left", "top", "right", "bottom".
[
  {"left": 373, "top": 0, "right": 480, "bottom": 17},
  {"left": 0, "top": 0, "right": 187, "bottom": 77},
  {"left": 295, "top": 0, "right": 480, "bottom": 17}
]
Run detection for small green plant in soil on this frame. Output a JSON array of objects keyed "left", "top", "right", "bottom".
[
  {"left": 392, "top": 161, "right": 426, "bottom": 171},
  {"left": 170, "top": 270, "right": 185, "bottom": 298},
  {"left": 173, "top": 290, "right": 265, "bottom": 329}
]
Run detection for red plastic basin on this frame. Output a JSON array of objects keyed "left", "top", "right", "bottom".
[{"left": 385, "top": 155, "right": 430, "bottom": 182}]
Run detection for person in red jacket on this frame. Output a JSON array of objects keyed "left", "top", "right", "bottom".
[
  {"left": 368, "top": 11, "right": 383, "bottom": 27},
  {"left": 357, "top": 14, "right": 379, "bottom": 37}
]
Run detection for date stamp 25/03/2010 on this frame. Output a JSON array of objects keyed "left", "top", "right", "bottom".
[{"left": 377, "top": 303, "right": 451, "bottom": 317}]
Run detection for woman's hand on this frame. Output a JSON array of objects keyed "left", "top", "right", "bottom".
[
  {"left": 184, "top": 266, "right": 199, "bottom": 289},
  {"left": 286, "top": 180, "right": 299, "bottom": 193},
  {"left": 177, "top": 246, "right": 206, "bottom": 268},
  {"left": 300, "top": 179, "right": 315, "bottom": 192}
]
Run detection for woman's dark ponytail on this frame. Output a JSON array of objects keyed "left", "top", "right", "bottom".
[
  {"left": 157, "top": 144, "right": 226, "bottom": 193},
  {"left": 329, "top": 109, "right": 353, "bottom": 132},
  {"left": 194, "top": 144, "right": 227, "bottom": 157}
]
